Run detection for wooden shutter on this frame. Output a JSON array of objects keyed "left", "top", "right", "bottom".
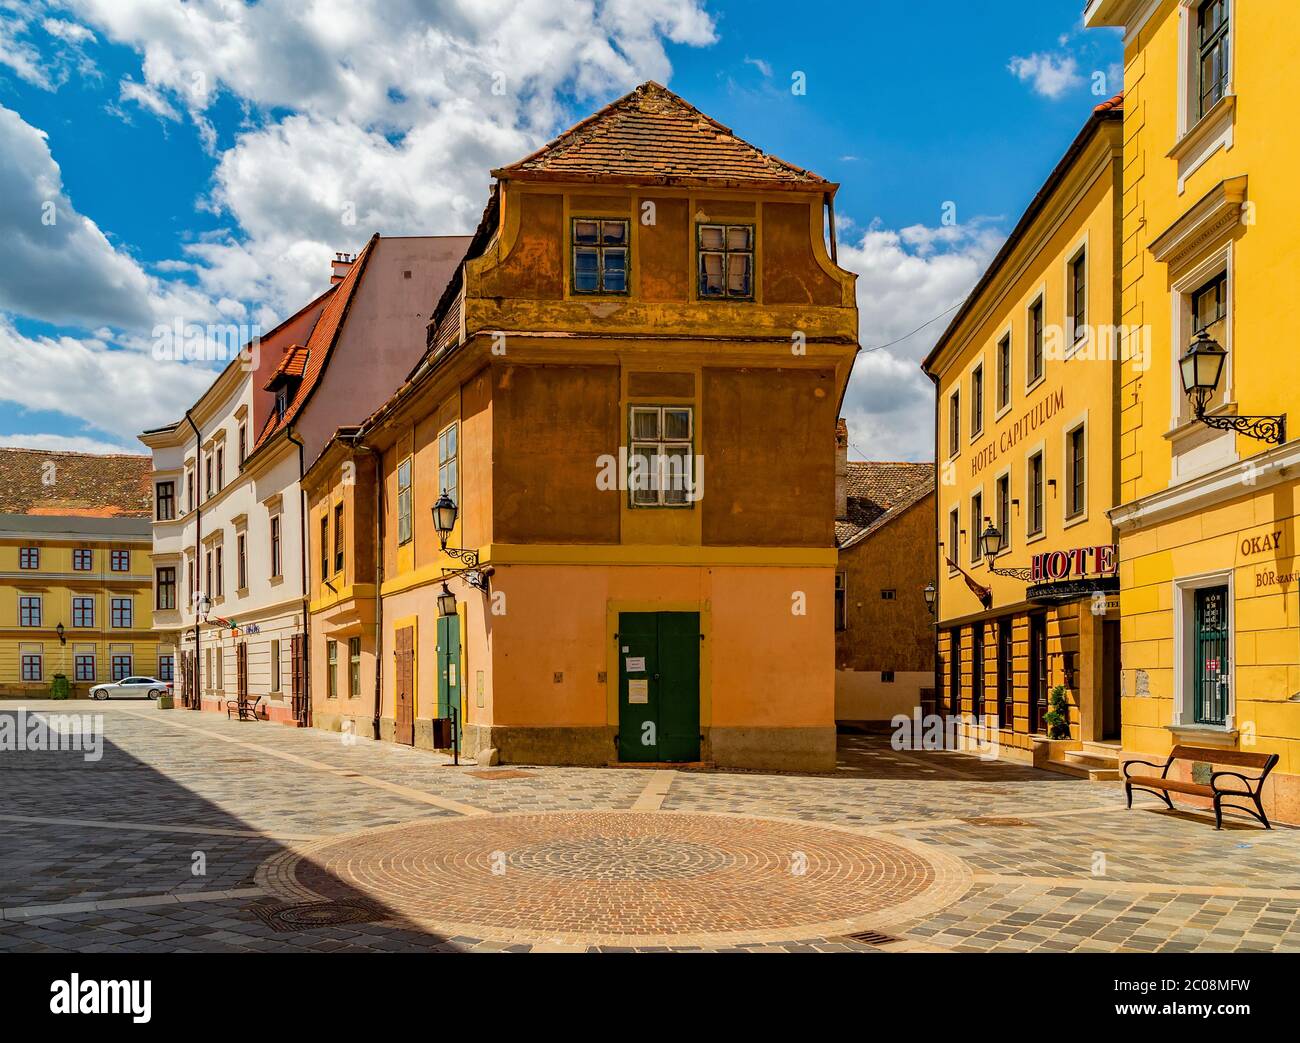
[{"left": 237, "top": 642, "right": 248, "bottom": 701}]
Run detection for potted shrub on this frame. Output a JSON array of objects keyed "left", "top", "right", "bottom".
[
  {"left": 1044, "top": 684, "right": 1072, "bottom": 740},
  {"left": 49, "top": 673, "right": 70, "bottom": 700}
]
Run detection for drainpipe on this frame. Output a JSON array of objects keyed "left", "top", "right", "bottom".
[
  {"left": 349, "top": 435, "right": 385, "bottom": 741},
  {"left": 286, "top": 428, "right": 311, "bottom": 726},
  {"left": 184, "top": 410, "right": 202, "bottom": 710},
  {"left": 926, "top": 368, "right": 941, "bottom": 713}
]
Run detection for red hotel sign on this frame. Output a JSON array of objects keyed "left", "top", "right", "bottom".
[{"left": 1031, "top": 544, "right": 1117, "bottom": 583}]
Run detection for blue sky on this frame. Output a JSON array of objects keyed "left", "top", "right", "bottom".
[{"left": 0, "top": 0, "right": 1120, "bottom": 459}]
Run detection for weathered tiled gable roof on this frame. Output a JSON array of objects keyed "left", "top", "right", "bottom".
[
  {"left": 0, "top": 447, "right": 152, "bottom": 517},
  {"left": 493, "top": 81, "right": 830, "bottom": 189},
  {"left": 836, "top": 461, "right": 935, "bottom": 549}
]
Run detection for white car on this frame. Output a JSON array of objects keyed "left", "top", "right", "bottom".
[{"left": 89, "top": 676, "right": 171, "bottom": 700}]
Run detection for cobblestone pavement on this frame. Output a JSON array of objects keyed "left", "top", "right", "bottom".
[{"left": 1, "top": 701, "right": 1297, "bottom": 953}]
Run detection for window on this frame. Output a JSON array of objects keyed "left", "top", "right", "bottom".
[
  {"left": 157, "top": 481, "right": 175, "bottom": 521},
  {"left": 970, "top": 492, "right": 983, "bottom": 565},
  {"left": 19, "top": 596, "right": 40, "bottom": 627},
  {"left": 970, "top": 363, "right": 984, "bottom": 437},
  {"left": 111, "top": 597, "right": 133, "bottom": 628},
  {"left": 111, "top": 550, "right": 129, "bottom": 572},
  {"left": 75, "top": 654, "right": 95, "bottom": 682},
  {"left": 19, "top": 547, "right": 38, "bottom": 569},
  {"left": 238, "top": 423, "right": 247, "bottom": 464},
  {"left": 997, "top": 333, "right": 1011, "bottom": 410},
  {"left": 275, "top": 387, "right": 288, "bottom": 421},
  {"left": 438, "top": 422, "right": 458, "bottom": 508},
  {"left": 156, "top": 567, "right": 176, "bottom": 610},
  {"left": 972, "top": 623, "right": 984, "bottom": 720},
  {"left": 996, "top": 473, "right": 1010, "bottom": 549},
  {"left": 948, "top": 508, "right": 960, "bottom": 571},
  {"left": 214, "top": 545, "right": 224, "bottom": 598},
  {"left": 216, "top": 446, "right": 224, "bottom": 491},
  {"left": 697, "top": 224, "right": 754, "bottom": 299},
  {"left": 1192, "top": 583, "right": 1230, "bottom": 725},
  {"left": 948, "top": 628, "right": 962, "bottom": 716},
  {"left": 1028, "top": 297, "right": 1044, "bottom": 385},
  {"left": 214, "top": 646, "right": 223, "bottom": 689},
  {"left": 237, "top": 532, "right": 247, "bottom": 590},
  {"left": 186, "top": 468, "right": 195, "bottom": 513},
  {"left": 327, "top": 640, "right": 338, "bottom": 699},
  {"left": 1068, "top": 248, "right": 1087, "bottom": 344},
  {"left": 834, "top": 572, "right": 846, "bottom": 631},
  {"left": 629, "top": 405, "right": 694, "bottom": 506},
  {"left": 320, "top": 514, "right": 330, "bottom": 585},
  {"left": 948, "top": 391, "right": 961, "bottom": 457},
  {"left": 998, "top": 619, "right": 1013, "bottom": 728},
  {"left": 881, "top": 670, "right": 895, "bottom": 683},
  {"left": 21, "top": 654, "right": 41, "bottom": 681},
  {"left": 270, "top": 515, "right": 282, "bottom": 578},
  {"left": 572, "top": 218, "right": 629, "bottom": 294},
  {"left": 158, "top": 654, "right": 174, "bottom": 682},
  {"left": 271, "top": 639, "right": 281, "bottom": 693},
  {"left": 187, "top": 556, "right": 196, "bottom": 607},
  {"left": 1197, "top": 0, "right": 1230, "bottom": 119},
  {"left": 73, "top": 548, "right": 92, "bottom": 571},
  {"left": 334, "top": 502, "right": 345, "bottom": 575},
  {"left": 73, "top": 596, "right": 94, "bottom": 627},
  {"left": 1067, "top": 425, "right": 1086, "bottom": 519},
  {"left": 1028, "top": 451, "right": 1044, "bottom": 537},
  {"left": 397, "top": 457, "right": 413, "bottom": 545},
  {"left": 112, "top": 655, "right": 132, "bottom": 682},
  {"left": 204, "top": 455, "right": 213, "bottom": 500},
  {"left": 349, "top": 637, "right": 361, "bottom": 698},
  {"left": 880, "top": 589, "right": 896, "bottom": 601}
]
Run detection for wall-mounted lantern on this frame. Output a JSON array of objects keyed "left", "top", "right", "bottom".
[{"left": 1179, "top": 329, "right": 1286, "bottom": 444}]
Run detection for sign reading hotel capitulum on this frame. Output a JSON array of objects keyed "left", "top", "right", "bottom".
[{"left": 969, "top": 388, "right": 1065, "bottom": 478}]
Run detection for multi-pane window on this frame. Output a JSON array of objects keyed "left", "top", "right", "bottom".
[
  {"left": 111, "top": 550, "right": 130, "bottom": 571},
  {"left": 158, "top": 655, "right": 174, "bottom": 682},
  {"left": 156, "top": 567, "right": 176, "bottom": 610},
  {"left": 572, "top": 218, "right": 628, "bottom": 294},
  {"left": 205, "top": 455, "right": 213, "bottom": 499},
  {"left": 334, "top": 502, "right": 345, "bottom": 575},
  {"left": 214, "top": 545, "right": 224, "bottom": 597},
  {"left": 237, "top": 532, "right": 247, "bottom": 590},
  {"left": 349, "top": 637, "right": 362, "bottom": 698},
  {"left": 438, "top": 423, "right": 458, "bottom": 507},
  {"left": 21, "top": 654, "right": 41, "bottom": 681},
  {"left": 970, "top": 363, "right": 984, "bottom": 437},
  {"left": 1067, "top": 426, "right": 1086, "bottom": 518},
  {"left": 1069, "top": 248, "right": 1087, "bottom": 344},
  {"left": 270, "top": 515, "right": 282, "bottom": 577},
  {"left": 75, "top": 654, "right": 95, "bottom": 681},
  {"left": 948, "top": 391, "right": 961, "bottom": 457},
  {"left": 19, "top": 547, "right": 38, "bottom": 569},
  {"left": 948, "top": 508, "right": 960, "bottom": 570},
  {"left": 629, "top": 405, "right": 694, "bottom": 506},
  {"left": 327, "top": 640, "right": 338, "bottom": 699},
  {"left": 996, "top": 473, "right": 1010, "bottom": 548},
  {"left": 271, "top": 639, "right": 281, "bottom": 692},
  {"left": 970, "top": 492, "right": 983, "bottom": 565},
  {"left": 186, "top": 468, "right": 195, "bottom": 513},
  {"left": 215, "top": 446, "right": 225, "bottom": 491},
  {"left": 998, "top": 619, "right": 1013, "bottom": 727},
  {"left": 19, "top": 596, "right": 40, "bottom": 627},
  {"left": 73, "top": 596, "right": 94, "bottom": 627},
  {"left": 697, "top": 224, "right": 754, "bottom": 299},
  {"left": 238, "top": 423, "right": 247, "bottom": 464},
  {"left": 997, "top": 333, "right": 1011, "bottom": 410},
  {"left": 834, "top": 572, "right": 847, "bottom": 631},
  {"left": 1028, "top": 297, "right": 1044, "bottom": 384},
  {"left": 397, "top": 458, "right": 413, "bottom": 545},
  {"left": 204, "top": 549, "right": 212, "bottom": 598},
  {"left": 112, "top": 655, "right": 132, "bottom": 682},
  {"left": 1197, "top": 0, "right": 1230, "bottom": 119},
  {"left": 111, "top": 597, "right": 132, "bottom": 628},
  {"left": 1192, "top": 271, "right": 1228, "bottom": 336},
  {"left": 157, "top": 481, "right": 175, "bottom": 521},
  {"left": 1028, "top": 451, "right": 1045, "bottom": 537},
  {"left": 73, "top": 548, "right": 92, "bottom": 570},
  {"left": 319, "top": 515, "right": 329, "bottom": 584}
]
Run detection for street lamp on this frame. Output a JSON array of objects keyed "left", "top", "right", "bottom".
[
  {"left": 436, "top": 583, "right": 457, "bottom": 617},
  {"left": 56, "top": 622, "right": 66, "bottom": 645},
  {"left": 980, "top": 519, "right": 1033, "bottom": 582},
  {"left": 431, "top": 491, "right": 479, "bottom": 567},
  {"left": 1179, "top": 329, "right": 1286, "bottom": 444},
  {"left": 923, "top": 583, "right": 936, "bottom": 615}
]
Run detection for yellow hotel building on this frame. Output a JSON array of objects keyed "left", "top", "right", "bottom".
[
  {"left": 1086, "top": 1, "right": 1300, "bottom": 822},
  {"left": 0, "top": 448, "right": 164, "bottom": 697},
  {"left": 923, "top": 98, "right": 1125, "bottom": 773}
]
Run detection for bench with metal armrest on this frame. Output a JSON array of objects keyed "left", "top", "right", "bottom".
[
  {"left": 225, "top": 695, "right": 264, "bottom": 722},
  {"left": 1123, "top": 743, "right": 1278, "bottom": 829}
]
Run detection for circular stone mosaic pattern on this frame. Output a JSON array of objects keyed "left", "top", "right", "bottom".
[{"left": 257, "top": 810, "right": 971, "bottom": 947}]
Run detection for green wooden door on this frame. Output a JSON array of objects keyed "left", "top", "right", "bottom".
[
  {"left": 436, "top": 614, "right": 462, "bottom": 741},
  {"left": 618, "top": 611, "right": 700, "bottom": 762}
]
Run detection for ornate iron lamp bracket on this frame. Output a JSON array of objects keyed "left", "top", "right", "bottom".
[{"left": 1194, "top": 407, "right": 1286, "bottom": 446}]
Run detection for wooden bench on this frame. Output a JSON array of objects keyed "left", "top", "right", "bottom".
[
  {"left": 1123, "top": 744, "right": 1278, "bottom": 829},
  {"left": 225, "top": 695, "right": 264, "bottom": 722}
]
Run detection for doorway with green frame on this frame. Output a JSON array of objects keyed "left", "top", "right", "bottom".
[
  {"left": 617, "top": 611, "right": 700, "bottom": 762},
  {"left": 436, "top": 613, "right": 462, "bottom": 746}
]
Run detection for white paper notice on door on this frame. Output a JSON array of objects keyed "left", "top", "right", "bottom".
[
  {"left": 627, "top": 679, "right": 649, "bottom": 704},
  {"left": 625, "top": 656, "right": 646, "bottom": 673}
]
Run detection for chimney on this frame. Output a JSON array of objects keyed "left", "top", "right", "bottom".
[
  {"left": 835, "top": 417, "right": 849, "bottom": 521},
  {"left": 330, "top": 252, "right": 356, "bottom": 285}
]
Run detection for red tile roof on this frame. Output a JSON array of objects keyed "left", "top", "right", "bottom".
[
  {"left": 0, "top": 447, "right": 153, "bottom": 517},
  {"left": 263, "top": 344, "right": 309, "bottom": 389},
  {"left": 493, "top": 81, "right": 830, "bottom": 190},
  {"left": 836, "top": 461, "right": 934, "bottom": 549}
]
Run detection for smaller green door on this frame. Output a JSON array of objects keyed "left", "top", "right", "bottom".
[
  {"left": 618, "top": 611, "right": 700, "bottom": 762},
  {"left": 436, "top": 614, "right": 462, "bottom": 741}
]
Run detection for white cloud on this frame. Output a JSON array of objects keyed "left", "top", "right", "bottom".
[
  {"left": 837, "top": 219, "right": 1003, "bottom": 461},
  {"left": 42, "top": 17, "right": 96, "bottom": 45},
  {"left": 0, "top": 431, "right": 134, "bottom": 454},
  {"left": 1008, "top": 52, "right": 1084, "bottom": 100},
  {"left": 744, "top": 56, "right": 773, "bottom": 78},
  {"left": 118, "top": 75, "right": 180, "bottom": 121}
]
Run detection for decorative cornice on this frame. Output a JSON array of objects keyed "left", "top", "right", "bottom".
[{"left": 1148, "top": 176, "right": 1247, "bottom": 273}]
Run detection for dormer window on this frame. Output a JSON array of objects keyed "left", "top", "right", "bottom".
[
  {"left": 275, "top": 387, "right": 288, "bottom": 420},
  {"left": 572, "top": 218, "right": 628, "bottom": 294},
  {"left": 697, "top": 224, "right": 753, "bottom": 300},
  {"left": 265, "top": 345, "right": 308, "bottom": 422}
]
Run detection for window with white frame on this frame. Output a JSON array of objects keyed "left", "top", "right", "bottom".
[
  {"left": 1196, "top": 0, "right": 1230, "bottom": 119},
  {"left": 397, "top": 457, "right": 413, "bottom": 545},
  {"left": 1066, "top": 423, "right": 1087, "bottom": 519},
  {"left": 996, "top": 472, "right": 1010, "bottom": 548},
  {"left": 572, "top": 218, "right": 629, "bottom": 294},
  {"left": 21, "top": 653, "right": 42, "bottom": 681},
  {"left": 697, "top": 224, "right": 754, "bottom": 299},
  {"left": 970, "top": 363, "right": 984, "bottom": 438},
  {"left": 1068, "top": 246, "right": 1087, "bottom": 346},
  {"left": 1189, "top": 268, "right": 1229, "bottom": 415},
  {"left": 1027, "top": 450, "right": 1045, "bottom": 537},
  {"left": 969, "top": 492, "right": 983, "bottom": 565},
  {"left": 1027, "top": 296, "right": 1044, "bottom": 385},
  {"left": 629, "top": 405, "right": 694, "bottom": 506},
  {"left": 437, "top": 422, "right": 458, "bottom": 507},
  {"left": 997, "top": 333, "right": 1011, "bottom": 411},
  {"left": 948, "top": 390, "right": 961, "bottom": 457}
]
